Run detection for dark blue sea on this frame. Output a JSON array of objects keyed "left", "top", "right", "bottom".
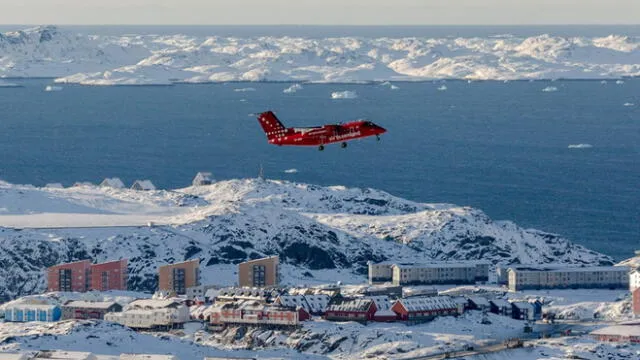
[{"left": 1, "top": 78, "right": 638, "bottom": 261}]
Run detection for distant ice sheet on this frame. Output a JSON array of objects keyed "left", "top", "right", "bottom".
[
  {"left": 283, "top": 84, "right": 303, "bottom": 93},
  {"left": 542, "top": 86, "right": 558, "bottom": 92},
  {"left": 568, "top": 144, "right": 593, "bottom": 149},
  {"left": 331, "top": 90, "right": 358, "bottom": 99},
  {"left": 3, "top": 26, "right": 640, "bottom": 85}
]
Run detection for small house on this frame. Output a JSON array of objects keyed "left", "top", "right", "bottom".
[
  {"left": 104, "top": 299, "right": 189, "bottom": 330},
  {"left": 275, "top": 294, "right": 331, "bottom": 316},
  {"left": 62, "top": 300, "right": 122, "bottom": 320},
  {"left": 131, "top": 180, "right": 156, "bottom": 191},
  {"left": 324, "top": 299, "right": 377, "bottom": 323},
  {"left": 489, "top": 299, "right": 512, "bottom": 317},
  {"left": 100, "top": 177, "right": 125, "bottom": 189},
  {"left": 591, "top": 325, "right": 640, "bottom": 343},
  {"left": 4, "top": 303, "right": 61, "bottom": 322},
  {"left": 468, "top": 296, "right": 491, "bottom": 312},
  {"left": 511, "top": 301, "right": 535, "bottom": 321},
  {"left": 192, "top": 172, "right": 214, "bottom": 186}
]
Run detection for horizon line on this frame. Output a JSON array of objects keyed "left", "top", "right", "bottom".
[{"left": 1, "top": 23, "right": 640, "bottom": 27}]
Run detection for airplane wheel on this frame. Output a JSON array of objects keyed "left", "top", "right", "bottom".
[
  {"left": 341, "top": 142, "right": 347, "bottom": 148},
  {"left": 318, "top": 145, "right": 325, "bottom": 151},
  {"left": 376, "top": 135, "right": 381, "bottom": 141}
]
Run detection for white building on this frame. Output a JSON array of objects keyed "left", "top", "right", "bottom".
[
  {"left": 370, "top": 261, "right": 489, "bottom": 285},
  {"left": 192, "top": 172, "right": 214, "bottom": 186},
  {"left": 507, "top": 265, "right": 630, "bottom": 291},
  {"left": 104, "top": 299, "right": 189, "bottom": 330},
  {"left": 630, "top": 269, "right": 640, "bottom": 292},
  {"left": 130, "top": 180, "right": 156, "bottom": 191},
  {"left": 186, "top": 285, "right": 218, "bottom": 300},
  {"left": 100, "top": 178, "right": 125, "bottom": 189}
]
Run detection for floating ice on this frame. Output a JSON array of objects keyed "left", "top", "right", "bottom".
[
  {"left": 234, "top": 87, "right": 255, "bottom": 92},
  {"left": 601, "top": 80, "right": 608, "bottom": 85},
  {"left": 437, "top": 85, "right": 448, "bottom": 91},
  {"left": 568, "top": 144, "right": 593, "bottom": 149},
  {"left": 380, "top": 81, "right": 399, "bottom": 90},
  {"left": 283, "top": 84, "right": 303, "bottom": 93},
  {"left": 44, "top": 85, "right": 63, "bottom": 92},
  {"left": 284, "top": 169, "right": 298, "bottom": 174},
  {"left": 623, "top": 102, "right": 635, "bottom": 107},
  {"left": 616, "top": 80, "right": 625, "bottom": 84},
  {"left": 331, "top": 90, "right": 358, "bottom": 99},
  {"left": 542, "top": 86, "right": 558, "bottom": 92},
  {"left": 390, "top": 85, "right": 400, "bottom": 90},
  {"left": 0, "top": 80, "right": 19, "bottom": 87}
]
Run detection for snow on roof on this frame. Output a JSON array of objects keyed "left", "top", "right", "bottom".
[
  {"left": 100, "top": 178, "right": 125, "bottom": 189},
  {"left": 120, "top": 354, "right": 179, "bottom": 360},
  {"left": 127, "top": 299, "right": 180, "bottom": 309},
  {"left": 4, "top": 303, "right": 58, "bottom": 310},
  {"left": 363, "top": 295, "right": 391, "bottom": 311},
  {"left": 468, "top": 296, "right": 490, "bottom": 307},
  {"left": 393, "top": 263, "right": 478, "bottom": 269},
  {"left": 489, "top": 299, "right": 511, "bottom": 307},
  {"left": 64, "top": 301, "right": 119, "bottom": 310},
  {"left": 35, "top": 350, "right": 96, "bottom": 360},
  {"left": 277, "top": 294, "right": 330, "bottom": 313},
  {"left": 397, "top": 296, "right": 457, "bottom": 312},
  {"left": 204, "top": 288, "right": 220, "bottom": 299},
  {"left": 131, "top": 180, "right": 156, "bottom": 191},
  {"left": 326, "top": 298, "right": 374, "bottom": 313},
  {"left": 509, "top": 265, "right": 630, "bottom": 273},
  {"left": 511, "top": 302, "right": 534, "bottom": 311},
  {"left": 591, "top": 325, "right": 640, "bottom": 337},
  {"left": 374, "top": 309, "right": 396, "bottom": 317}
]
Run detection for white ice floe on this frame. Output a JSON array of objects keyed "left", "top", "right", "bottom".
[
  {"left": 623, "top": 102, "right": 635, "bottom": 107},
  {"left": 284, "top": 168, "right": 298, "bottom": 174},
  {"left": 44, "top": 85, "right": 63, "bottom": 91},
  {"left": 542, "top": 86, "right": 558, "bottom": 92},
  {"left": 2, "top": 26, "right": 640, "bottom": 85},
  {"left": 437, "top": 84, "right": 448, "bottom": 91},
  {"left": 390, "top": 85, "right": 400, "bottom": 90},
  {"left": 234, "top": 87, "right": 256, "bottom": 92},
  {"left": 568, "top": 144, "right": 593, "bottom": 149},
  {"left": 331, "top": 90, "right": 358, "bottom": 99},
  {"left": 615, "top": 80, "right": 625, "bottom": 84},
  {"left": 283, "top": 83, "right": 303, "bottom": 93},
  {"left": 0, "top": 80, "right": 20, "bottom": 87}
]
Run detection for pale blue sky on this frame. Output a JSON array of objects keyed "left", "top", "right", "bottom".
[{"left": 1, "top": 0, "right": 638, "bottom": 25}]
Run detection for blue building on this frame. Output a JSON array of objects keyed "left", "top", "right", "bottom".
[{"left": 4, "top": 304, "right": 62, "bottom": 322}]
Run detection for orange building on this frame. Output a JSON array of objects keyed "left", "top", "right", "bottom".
[
  {"left": 158, "top": 259, "right": 200, "bottom": 295},
  {"left": 47, "top": 260, "right": 92, "bottom": 292},
  {"left": 47, "top": 259, "right": 128, "bottom": 292},
  {"left": 90, "top": 259, "right": 128, "bottom": 291},
  {"left": 238, "top": 256, "right": 279, "bottom": 287}
]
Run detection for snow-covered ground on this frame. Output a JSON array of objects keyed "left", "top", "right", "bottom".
[{"left": 1, "top": 26, "right": 639, "bottom": 85}]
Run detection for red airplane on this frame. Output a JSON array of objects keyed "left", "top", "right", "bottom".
[{"left": 257, "top": 111, "right": 386, "bottom": 151}]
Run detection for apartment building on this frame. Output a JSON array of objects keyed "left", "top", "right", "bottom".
[
  {"left": 630, "top": 269, "right": 640, "bottom": 292},
  {"left": 158, "top": 259, "right": 200, "bottom": 295},
  {"left": 47, "top": 259, "right": 128, "bottom": 293},
  {"left": 633, "top": 288, "right": 640, "bottom": 316},
  {"left": 238, "top": 256, "right": 279, "bottom": 287},
  {"left": 507, "top": 265, "right": 630, "bottom": 291},
  {"left": 369, "top": 261, "right": 489, "bottom": 286}
]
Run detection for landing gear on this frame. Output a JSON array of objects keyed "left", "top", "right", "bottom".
[
  {"left": 376, "top": 135, "right": 381, "bottom": 141},
  {"left": 341, "top": 142, "right": 348, "bottom": 148},
  {"left": 318, "top": 145, "right": 325, "bottom": 151}
]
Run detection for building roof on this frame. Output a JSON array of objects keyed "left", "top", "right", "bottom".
[
  {"left": 508, "top": 265, "right": 630, "bottom": 273},
  {"left": 5, "top": 303, "right": 58, "bottom": 311},
  {"left": 363, "top": 296, "right": 391, "bottom": 311},
  {"left": 392, "top": 263, "right": 478, "bottom": 270},
  {"left": 100, "top": 178, "right": 125, "bottom": 189},
  {"left": 48, "top": 259, "right": 92, "bottom": 269},
  {"left": 326, "top": 299, "right": 374, "bottom": 313},
  {"left": 397, "top": 296, "right": 457, "bottom": 312},
  {"left": 127, "top": 299, "right": 181, "bottom": 310},
  {"left": 468, "top": 296, "right": 491, "bottom": 307},
  {"left": 131, "top": 180, "right": 156, "bottom": 190},
  {"left": 64, "top": 301, "right": 119, "bottom": 310},
  {"left": 489, "top": 299, "right": 511, "bottom": 308},
  {"left": 120, "top": 354, "right": 179, "bottom": 360},
  {"left": 277, "top": 294, "right": 330, "bottom": 313},
  {"left": 239, "top": 256, "right": 279, "bottom": 265},
  {"left": 158, "top": 259, "right": 199, "bottom": 268},
  {"left": 591, "top": 325, "right": 640, "bottom": 337},
  {"left": 34, "top": 350, "right": 96, "bottom": 360},
  {"left": 511, "top": 302, "right": 534, "bottom": 311}
]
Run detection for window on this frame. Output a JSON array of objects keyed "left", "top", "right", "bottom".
[
  {"left": 59, "top": 269, "right": 72, "bottom": 292},
  {"left": 253, "top": 265, "right": 266, "bottom": 287},
  {"left": 101, "top": 271, "right": 109, "bottom": 290},
  {"left": 173, "top": 268, "right": 186, "bottom": 295}
]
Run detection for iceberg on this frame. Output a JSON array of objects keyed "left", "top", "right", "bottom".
[
  {"left": 331, "top": 90, "right": 358, "bottom": 99},
  {"left": 284, "top": 169, "right": 298, "bottom": 174},
  {"left": 283, "top": 84, "right": 303, "bottom": 93},
  {"left": 437, "top": 84, "right": 448, "bottom": 91},
  {"left": 44, "top": 85, "right": 63, "bottom": 92},
  {"left": 234, "top": 87, "right": 256, "bottom": 92},
  {"left": 542, "top": 86, "right": 558, "bottom": 92},
  {"left": 568, "top": 144, "right": 593, "bottom": 149},
  {"left": 623, "top": 102, "right": 635, "bottom": 107},
  {"left": 0, "top": 80, "right": 19, "bottom": 87}
]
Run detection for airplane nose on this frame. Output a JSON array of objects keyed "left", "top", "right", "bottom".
[{"left": 377, "top": 125, "right": 387, "bottom": 134}]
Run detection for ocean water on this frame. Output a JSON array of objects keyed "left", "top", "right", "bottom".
[{"left": 0, "top": 79, "right": 638, "bottom": 261}]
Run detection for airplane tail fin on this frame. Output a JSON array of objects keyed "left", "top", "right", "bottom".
[{"left": 257, "top": 111, "right": 286, "bottom": 139}]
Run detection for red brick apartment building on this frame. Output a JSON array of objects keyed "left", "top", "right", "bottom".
[
  {"left": 633, "top": 288, "right": 640, "bottom": 316},
  {"left": 47, "top": 259, "right": 128, "bottom": 292}
]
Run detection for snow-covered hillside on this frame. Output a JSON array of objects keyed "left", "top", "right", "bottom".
[
  {"left": 0, "top": 178, "right": 611, "bottom": 299},
  {"left": 0, "top": 26, "right": 639, "bottom": 84}
]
